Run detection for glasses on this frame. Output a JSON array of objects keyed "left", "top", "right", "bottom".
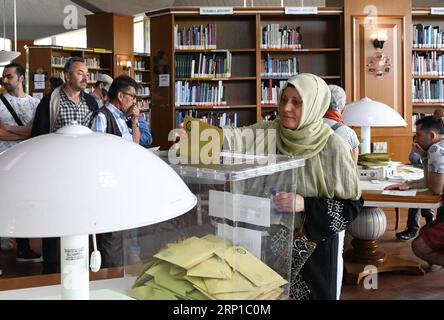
[{"left": 121, "top": 91, "right": 137, "bottom": 100}]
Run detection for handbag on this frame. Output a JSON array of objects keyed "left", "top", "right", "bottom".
[{"left": 291, "top": 213, "right": 317, "bottom": 276}]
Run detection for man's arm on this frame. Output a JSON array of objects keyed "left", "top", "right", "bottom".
[
  {"left": 0, "top": 128, "right": 23, "bottom": 140},
  {"left": 0, "top": 124, "right": 32, "bottom": 139},
  {"left": 423, "top": 157, "right": 444, "bottom": 195}
]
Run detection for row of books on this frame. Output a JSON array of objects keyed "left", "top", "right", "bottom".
[
  {"left": 263, "top": 111, "right": 277, "bottom": 122},
  {"left": 412, "top": 24, "right": 444, "bottom": 48},
  {"left": 261, "top": 80, "right": 286, "bottom": 105},
  {"left": 52, "top": 56, "right": 102, "bottom": 68},
  {"left": 175, "top": 81, "right": 226, "bottom": 107},
  {"left": 412, "top": 78, "right": 444, "bottom": 103},
  {"left": 174, "top": 24, "right": 217, "bottom": 50},
  {"left": 412, "top": 52, "right": 444, "bottom": 76},
  {"left": 134, "top": 73, "right": 144, "bottom": 83},
  {"left": 175, "top": 52, "right": 232, "bottom": 78},
  {"left": 134, "top": 60, "right": 148, "bottom": 71},
  {"left": 51, "top": 70, "right": 105, "bottom": 82},
  {"left": 137, "top": 86, "right": 150, "bottom": 96},
  {"left": 260, "top": 54, "right": 299, "bottom": 77},
  {"left": 412, "top": 112, "right": 433, "bottom": 132},
  {"left": 261, "top": 24, "right": 302, "bottom": 49},
  {"left": 176, "top": 110, "right": 238, "bottom": 128}
]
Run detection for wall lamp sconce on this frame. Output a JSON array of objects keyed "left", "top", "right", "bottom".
[
  {"left": 122, "top": 61, "right": 132, "bottom": 71},
  {"left": 370, "top": 30, "right": 388, "bottom": 49}
]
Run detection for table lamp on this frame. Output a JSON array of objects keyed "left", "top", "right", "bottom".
[
  {"left": 342, "top": 97, "right": 407, "bottom": 154},
  {"left": 0, "top": 125, "right": 197, "bottom": 299}
]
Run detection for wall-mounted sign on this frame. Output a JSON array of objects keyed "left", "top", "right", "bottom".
[
  {"left": 431, "top": 7, "right": 444, "bottom": 15},
  {"left": 159, "top": 74, "right": 170, "bottom": 87},
  {"left": 285, "top": 7, "right": 318, "bottom": 15},
  {"left": 200, "top": 7, "right": 233, "bottom": 15}
]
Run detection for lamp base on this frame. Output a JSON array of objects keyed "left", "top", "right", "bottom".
[{"left": 343, "top": 239, "right": 386, "bottom": 266}]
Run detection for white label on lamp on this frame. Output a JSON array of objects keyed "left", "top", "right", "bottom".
[
  {"left": 216, "top": 223, "right": 262, "bottom": 258},
  {"left": 431, "top": 7, "right": 444, "bottom": 15},
  {"left": 209, "top": 190, "right": 270, "bottom": 227},
  {"left": 159, "top": 74, "right": 170, "bottom": 87},
  {"left": 200, "top": 7, "right": 233, "bottom": 15},
  {"left": 285, "top": 7, "right": 318, "bottom": 14}
]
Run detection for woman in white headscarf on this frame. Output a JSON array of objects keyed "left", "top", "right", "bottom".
[{"left": 227, "top": 73, "right": 362, "bottom": 299}]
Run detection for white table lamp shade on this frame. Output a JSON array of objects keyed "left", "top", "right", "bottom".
[
  {"left": 342, "top": 97, "right": 407, "bottom": 154},
  {"left": 342, "top": 97, "right": 407, "bottom": 127},
  {"left": 0, "top": 125, "right": 197, "bottom": 238}
]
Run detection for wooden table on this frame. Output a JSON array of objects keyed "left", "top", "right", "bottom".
[{"left": 344, "top": 189, "right": 442, "bottom": 284}]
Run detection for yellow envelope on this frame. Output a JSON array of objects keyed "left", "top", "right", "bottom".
[
  {"left": 180, "top": 116, "right": 224, "bottom": 164},
  {"left": 186, "top": 289, "right": 209, "bottom": 300},
  {"left": 183, "top": 275, "right": 208, "bottom": 292},
  {"left": 187, "top": 256, "right": 233, "bottom": 279},
  {"left": 128, "top": 284, "right": 177, "bottom": 300},
  {"left": 169, "top": 264, "right": 186, "bottom": 276},
  {"left": 224, "top": 246, "right": 283, "bottom": 287},
  {"left": 152, "top": 263, "right": 195, "bottom": 297},
  {"left": 203, "top": 271, "right": 254, "bottom": 294},
  {"left": 201, "top": 234, "right": 232, "bottom": 257},
  {"left": 131, "top": 272, "right": 153, "bottom": 289},
  {"left": 154, "top": 236, "right": 216, "bottom": 269}
]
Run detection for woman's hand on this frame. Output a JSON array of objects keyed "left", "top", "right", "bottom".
[
  {"left": 384, "top": 183, "right": 410, "bottom": 190},
  {"left": 273, "top": 192, "right": 305, "bottom": 213}
]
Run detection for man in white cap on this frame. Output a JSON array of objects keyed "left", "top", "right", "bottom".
[{"left": 92, "top": 73, "right": 113, "bottom": 107}]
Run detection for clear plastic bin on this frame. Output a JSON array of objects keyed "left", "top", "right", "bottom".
[{"left": 124, "top": 152, "right": 304, "bottom": 300}]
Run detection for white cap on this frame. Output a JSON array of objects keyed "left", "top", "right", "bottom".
[{"left": 98, "top": 74, "right": 113, "bottom": 91}]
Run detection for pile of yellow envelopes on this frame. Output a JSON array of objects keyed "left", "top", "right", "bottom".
[{"left": 129, "top": 234, "right": 287, "bottom": 300}]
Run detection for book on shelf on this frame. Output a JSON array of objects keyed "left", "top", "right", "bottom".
[
  {"left": 174, "top": 23, "right": 217, "bottom": 50},
  {"left": 260, "top": 53, "right": 298, "bottom": 77},
  {"left": 261, "top": 79, "right": 286, "bottom": 105},
  {"left": 261, "top": 24, "right": 302, "bottom": 49},
  {"left": 412, "top": 51, "right": 444, "bottom": 76},
  {"left": 134, "top": 60, "right": 147, "bottom": 70},
  {"left": 175, "top": 51, "right": 231, "bottom": 78},
  {"left": 412, "top": 112, "right": 433, "bottom": 132},
  {"left": 175, "top": 80, "right": 226, "bottom": 107},
  {"left": 412, "top": 78, "right": 444, "bottom": 103},
  {"left": 413, "top": 24, "right": 444, "bottom": 49},
  {"left": 176, "top": 110, "right": 238, "bottom": 128},
  {"left": 52, "top": 56, "right": 101, "bottom": 68}
]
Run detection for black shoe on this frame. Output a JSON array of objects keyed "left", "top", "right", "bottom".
[{"left": 396, "top": 229, "right": 418, "bottom": 241}]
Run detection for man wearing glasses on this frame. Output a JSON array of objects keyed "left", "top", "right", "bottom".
[{"left": 90, "top": 75, "right": 143, "bottom": 267}]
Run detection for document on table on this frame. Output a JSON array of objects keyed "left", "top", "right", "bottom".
[{"left": 381, "top": 190, "right": 417, "bottom": 197}]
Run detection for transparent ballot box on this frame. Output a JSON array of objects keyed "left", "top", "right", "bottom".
[{"left": 124, "top": 152, "right": 305, "bottom": 300}]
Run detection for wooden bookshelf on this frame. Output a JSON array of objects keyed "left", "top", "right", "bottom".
[
  {"left": 133, "top": 52, "right": 151, "bottom": 113},
  {"left": 412, "top": 7, "right": 444, "bottom": 131},
  {"left": 147, "top": 7, "right": 343, "bottom": 149},
  {"left": 25, "top": 45, "right": 112, "bottom": 98}
]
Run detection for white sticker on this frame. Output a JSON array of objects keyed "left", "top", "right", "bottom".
[
  {"left": 200, "top": 7, "right": 233, "bottom": 15},
  {"left": 159, "top": 74, "right": 170, "bottom": 87},
  {"left": 209, "top": 190, "right": 270, "bottom": 227},
  {"left": 285, "top": 6, "right": 318, "bottom": 14}
]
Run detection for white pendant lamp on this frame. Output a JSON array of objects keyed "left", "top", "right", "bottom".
[{"left": 0, "top": 0, "right": 20, "bottom": 63}]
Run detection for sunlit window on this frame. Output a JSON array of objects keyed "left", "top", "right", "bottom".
[{"left": 34, "top": 28, "right": 87, "bottom": 48}]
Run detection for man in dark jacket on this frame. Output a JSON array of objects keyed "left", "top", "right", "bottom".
[{"left": 31, "top": 56, "right": 98, "bottom": 274}]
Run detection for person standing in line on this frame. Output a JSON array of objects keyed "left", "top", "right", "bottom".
[
  {"left": 0, "top": 63, "right": 42, "bottom": 270},
  {"left": 31, "top": 57, "right": 99, "bottom": 274}
]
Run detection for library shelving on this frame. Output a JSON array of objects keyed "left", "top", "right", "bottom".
[
  {"left": 411, "top": 8, "right": 444, "bottom": 130},
  {"left": 25, "top": 45, "right": 112, "bottom": 98},
  {"left": 133, "top": 52, "right": 151, "bottom": 113},
  {"left": 147, "top": 7, "right": 343, "bottom": 148}
]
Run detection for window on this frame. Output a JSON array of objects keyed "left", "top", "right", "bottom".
[
  {"left": 134, "top": 16, "right": 150, "bottom": 53},
  {"left": 34, "top": 28, "right": 87, "bottom": 48}
]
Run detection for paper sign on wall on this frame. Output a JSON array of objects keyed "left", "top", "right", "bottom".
[
  {"left": 285, "top": 7, "right": 318, "bottom": 14},
  {"left": 200, "top": 7, "right": 233, "bottom": 15},
  {"left": 159, "top": 74, "right": 170, "bottom": 87},
  {"left": 209, "top": 190, "right": 270, "bottom": 227},
  {"left": 33, "top": 74, "right": 45, "bottom": 82},
  {"left": 34, "top": 81, "right": 45, "bottom": 90},
  {"left": 431, "top": 7, "right": 444, "bottom": 15}
]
